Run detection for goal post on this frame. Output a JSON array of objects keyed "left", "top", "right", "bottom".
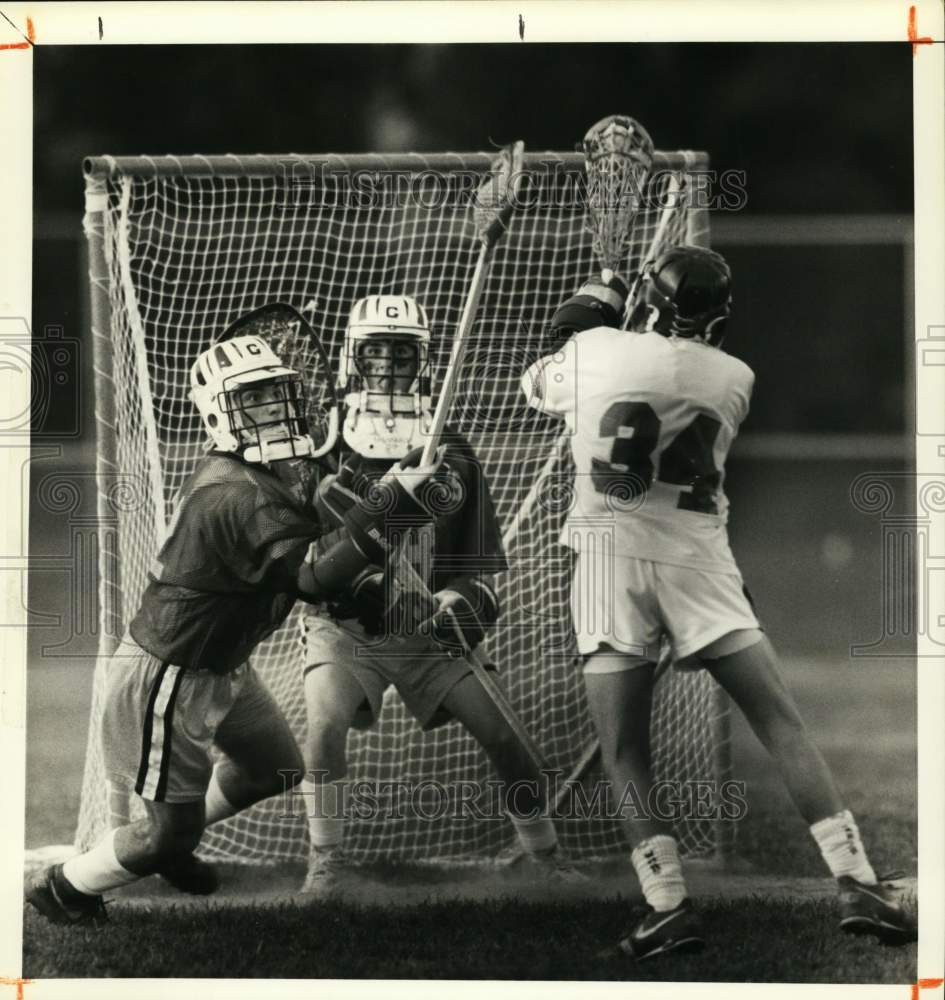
[{"left": 76, "top": 148, "right": 734, "bottom": 864}]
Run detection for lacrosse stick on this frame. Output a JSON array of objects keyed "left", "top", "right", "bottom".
[
  {"left": 581, "top": 114, "right": 655, "bottom": 286},
  {"left": 384, "top": 141, "right": 546, "bottom": 772},
  {"left": 419, "top": 140, "right": 525, "bottom": 465},
  {"left": 497, "top": 639, "right": 678, "bottom": 868},
  {"left": 388, "top": 543, "right": 549, "bottom": 773},
  {"left": 620, "top": 171, "right": 683, "bottom": 330}
]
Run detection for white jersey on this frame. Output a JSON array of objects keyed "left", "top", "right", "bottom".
[{"left": 522, "top": 327, "right": 754, "bottom": 573}]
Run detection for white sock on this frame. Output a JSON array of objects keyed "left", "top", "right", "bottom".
[
  {"left": 204, "top": 767, "right": 238, "bottom": 826},
  {"left": 809, "top": 809, "right": 877, "bottom": 884},
  {"left": 631, "top": 834, "right": 687, "bottom": 912},
  {"left": 62, "top": 829, "right": 139, "bottom": 895},
  {"left": 300, "top": 778, "right": 345, "bottom": 850},
  {"left": 507, "top": 813, "right": 558, "bottom": 855}
]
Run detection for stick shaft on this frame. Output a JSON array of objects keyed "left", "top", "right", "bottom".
[
  {"left": 498, "top": 738, "right": 600, "bottom": 865},
  {"left": 420, "top": 243, "right": 491, "bottom": 464},
  {"left": 391, "top": 548, "right": 548, "bottom": 772},
  {"left": 621, "top": 172, "right": 682, "bottom": 329}
]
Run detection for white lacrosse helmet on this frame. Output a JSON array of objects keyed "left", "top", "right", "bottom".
[
  {"left": 190, "top": 334, "right": 315, "bottom": 463},
  {"left": 339, "top": 294, "right": 433, "bottom": 459}
]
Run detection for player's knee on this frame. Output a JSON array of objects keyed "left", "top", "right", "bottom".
[
  {"left": 239, "top": 741, "right": 306, "bottom": 800},
  {"left": 305, "top": 714, "right": 350, "bottom": 753},
  {"left": 271, "top": 744, "right": 306, "bottom": 794},
  {"left": 480, "top": 722, "right": 531, "bottom": 773},
  {"left": 766, "top": 706, "right": 810, "bottom": 746},
  {"left": 142, "top": 814, "right": 204, "bottom": 862},
  {"left": 277, "top": 765, "right": 305, "bottom": 792}
]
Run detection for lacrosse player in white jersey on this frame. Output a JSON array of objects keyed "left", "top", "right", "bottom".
[{"left": 521, "top": 248, "right": 915, "bottom": 960}]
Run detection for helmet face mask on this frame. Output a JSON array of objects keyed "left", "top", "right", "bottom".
[
  {"left": 628, "top": 247, "right": 732, "bottom": 347},
  {"left": 190, "top": 335, "right": 315, "bottom": 463},
  {"left": 228, "top": 378, "right": 303, "bottom": 452},
  {"left": 355, "top": 336, "right": 421, "bottom": 396},
  {"left": 340, "top": 295, "right": 433, "bottom": 459}
]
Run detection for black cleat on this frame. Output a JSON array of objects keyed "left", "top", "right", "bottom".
[
  {"left": 25, "top": 864, "right": 108, "bottom": 926},
  {"left": 157, "top": 853, "right": 220, "bottom": 895},
  {"left": 838, "top": 876, "right": 917, "bottom": 946},
  {"left": 618, "top": 899, "right": 705, "bottom": 960}
]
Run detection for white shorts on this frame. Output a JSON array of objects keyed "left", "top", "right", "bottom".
[
  {"left": 101, "top": 637, "right": 281, "bottom": 803},
  {"left": 571, "top": 553, "right": 761, "bottom": 661}
]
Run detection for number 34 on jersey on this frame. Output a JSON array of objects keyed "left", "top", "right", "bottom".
[{"left": 521, "top": 326, "right": 755, "bottom": 574}]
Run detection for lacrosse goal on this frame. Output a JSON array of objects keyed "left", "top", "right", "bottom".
[{"left": 77, "top": 149, "right": 733, "bottom": 864}]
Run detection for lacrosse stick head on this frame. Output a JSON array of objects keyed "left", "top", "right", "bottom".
[
  {"left": 582, "top": 114, "right": 655, "bottom": 275},
  {"left": 473, "top": 140, "right": 526, "bottom": 248},
  {"left": 216, "top": 302, "right": 340, "bottom": 459}
]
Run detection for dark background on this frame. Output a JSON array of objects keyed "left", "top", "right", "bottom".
[
  {"left": 28, "top": 43, "right": 914, "bottom": 658},
  {"left": 33, "top": 43, "right": 914, "bottom": 438}
]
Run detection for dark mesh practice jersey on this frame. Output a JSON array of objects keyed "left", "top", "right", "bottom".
[
  {"left": 130, "top": 453, "right": 325, "bottom": 673},
  {"left": 314, "top": 427, "right": 507, "bottom": 598}
]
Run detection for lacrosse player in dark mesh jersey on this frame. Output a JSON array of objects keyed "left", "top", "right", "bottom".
[
  {"left": 26, "top": 319, "right": 447, "bottom": 925},
  {"left": 296, "top": 295, "right": 574, "bottom": 894}
]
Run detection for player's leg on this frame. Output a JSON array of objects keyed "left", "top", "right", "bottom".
[
  {"left": 297, "top": 614, "right": 386, "bottom": 892},
  {"left": 26, "top": 642, "right": 215, "bottom": 922},
  {"left": 583, "top": 651, "right": 666, "bottom": 843},
  {"left": 583, "top": 651, "right": 702, "bottom": 958},
  {"left": 27, "top": 798, "right": 206, "bottom": 925},
  {"left": 701, "top": 632, "right": 916, "bottom": 944},
  {"left": 439, "top": 672, "right": 563, "bottom": 863},
  {"left": 577, "top": 556, "right": 703, "bottom": 958},
  {"left": 659, "top": 565, "right": 844, "bottom": 826},
  {"left": 147, "top": 664, "right": 305, "bottom": 897},
  {"left": 211, "top": 664, "right": 305, "bottom": 814},
  {"left": 664, "top": 565, "right": 914, "bottom": 945},
  {"left": 702, "top": 632, "right": 844, "bottom": 823}
]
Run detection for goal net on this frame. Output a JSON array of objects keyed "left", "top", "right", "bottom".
[{"left": 77, "top": 150, "right": 732, "bottom": 865}]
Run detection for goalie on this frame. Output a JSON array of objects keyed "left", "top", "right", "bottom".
[
  {"left": 297, "top": 294, "right": 569, "bottom": 893},
  {"left": 26, "top": 315, "right": 447, "bottom": 924}
]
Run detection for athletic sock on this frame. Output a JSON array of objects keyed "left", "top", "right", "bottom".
[
  {"left": 507, "top": 813, "right": 558, "bottom": 855},
  {"left": 204, "top": 767, "right": 238, "bottom": 826},
  {"left": 809, "top": 809, "right": 877, "bottom": 884},
  {"left": 300, "top": 778, "right": 345, "bottom": 850},
  {"left": 631, "top": 834, "right": 687, "bottom": 912},
  {"left": 62, "top": 829, "right": 139, "bottom": 895}
]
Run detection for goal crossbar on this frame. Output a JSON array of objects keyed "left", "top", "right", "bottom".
[{"left": 84, "top": 150, "right": 706, "bottom": 178}]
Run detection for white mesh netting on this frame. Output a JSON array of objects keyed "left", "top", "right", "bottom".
[{"left": 77, "top": 151, "right": 731, "bottom": 864}]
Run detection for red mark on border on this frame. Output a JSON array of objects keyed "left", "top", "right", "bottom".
[
  {"left": 0, "top": 977, "right": 31, "bottom": 1000},
  {"left": 908, "top": 6, "right": 933, "bottom": 55},
  {"left": 912, "top": 979, "right": 945, "bottom": 1000},
  {"left": 0, "top": 15, "right": 35, "bottom": 51}
]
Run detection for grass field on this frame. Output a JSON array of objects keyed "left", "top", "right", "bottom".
[{"left": 23, "top": 651, "right": 917, "bottom": 982}]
